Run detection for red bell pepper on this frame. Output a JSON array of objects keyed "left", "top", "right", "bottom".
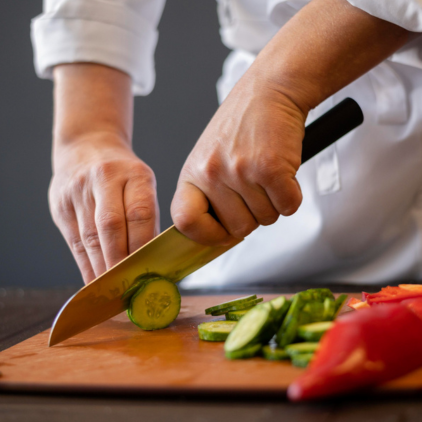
[
  {"left": 288, "top": 303, "right": 422, "bottom": 401},
  {"left": 365, "top": 285, "right": 422, "bottom": 305}
]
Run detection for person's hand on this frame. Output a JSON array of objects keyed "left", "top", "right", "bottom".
[
  {"left": 49, "top": 134, "right": 159, "bottom": 284},
  {"left": 171, "top": 0, "right": 409, "bottom": 246},
  {"left": 171, "top": 74, "right": 306, "bottom": 246}
]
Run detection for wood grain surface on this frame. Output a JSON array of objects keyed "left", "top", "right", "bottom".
[{"left": 0, "top": 294, "right": 421, "bottom": 397}]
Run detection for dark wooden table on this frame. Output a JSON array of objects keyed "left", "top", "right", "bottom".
[{"left": 1, "top": 286, "right": 422, "bottom": 422}]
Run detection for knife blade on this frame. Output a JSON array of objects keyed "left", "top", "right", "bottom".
[{"left": 49, "top": 98, "right": 363, "bottom": 346}]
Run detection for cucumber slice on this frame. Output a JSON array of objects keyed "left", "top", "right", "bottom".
[
  {"left": 297, "top": 321, "right": 334, "bottom": 342},
  {"left": 225, "top": 343, "right": 262, "bottom": 360},
  {"left": 122, "top": 273, "right": 164, "bottom": 300},
  {"left": 198, "top": 321, "right": 237, "bottom": 341},
  {"left": 291, "top": 353, "right": 314, "bottom": 368},
  {"left": 334, "top": 294, "right": 348, "bottom": 317},
  {"left": 127, "top": 278, "right": 181, "bottom": 330},
  {"left": 225, "top": 308, "right": 253, "bottom": 321},
  {"left": 276, "top": 294, "right": 305, "bottom": 347},
  {"left": 262, "top": 345, "right": 289, "bottom": 361},
  {"left": 205, "top": 295, "right": 257, "bottom": 315},
  {"left": 211, "top": 298, "right": 263, "bottom": 316},
  {"left": 224, "top": 303, "right": 274, "bottom": 352},
  {"left": 285, "top": 342, "right": 319, "bottom": 357},
  {"left": 268, "top": 295, "right": 291, "bottom": 326}
]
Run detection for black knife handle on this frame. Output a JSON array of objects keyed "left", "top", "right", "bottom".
[{"left": 301, "top": 97, "right": 363, "bottom": 163}]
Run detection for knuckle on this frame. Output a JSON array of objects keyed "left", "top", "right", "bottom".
[
  {"left": 230, "top": 221, "right": 258, "bottom": 239},
  {"left": 96, "top": 210, "right": 125, "bottom": 232},
  {"left": 92, "top": 161, "right": 118, "bottom": 183},
  {"left": 258, "top": 213, "right": 279, "bottom": 226},
  {"left": 81, "top": 230, "right": 102, "bottom": 250},
  {"left": 201, "top": 158, "right": 221, "bottom": 184},
  {"left": 230, "top": 156, "right": 249, "bottom": 179},
  {"left": 70, "top": 237, "right": 87, "bottom": 256},
  {"left": 68, "top": 173, "right": 88, "bottom": 194},
  {"left": 173, "top": 211, "right": 199, "bottom": 234},
  {"left": 126, "top": 204, "right": 155, "bottom": 225}
]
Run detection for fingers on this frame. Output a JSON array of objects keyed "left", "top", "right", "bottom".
[
  {"left": 124, "top": 174, "right": 159, "bottom": 254},
  {"left": 73, "top": 193, "right": 108, "bottom": 278},
  {"left": 171, "top": 182, "right": 236, "bottom": 246},
  {"left": 93, "top": 181, "right": 128, "bottom": 270},
  {"left": 49, "top": 193, "right": 96, "bottom": 284}
]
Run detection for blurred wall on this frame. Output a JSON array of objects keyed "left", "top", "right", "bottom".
[{"left": 0, "top": 1, "right": 229, "bottom": 288}]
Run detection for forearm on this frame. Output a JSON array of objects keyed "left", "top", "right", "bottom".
[
  {"left": 53, "top": 63, "right": 134, "bottom": 158},
  {"left": 249, "top": 0, "right": 409, "bottom": 114}
]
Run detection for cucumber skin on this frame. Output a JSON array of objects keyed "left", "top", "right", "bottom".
[
  {"left": 291, "top": 353, "right": 314, "bottom": 368},
  {"left": 285, "top": 342, "right": 319, "bottom": 357},
  {"left": 224, "top": 304, "right": 273, "bottom": 352},
  {"left": 297, "top": 321, "right": 334, "bottom": 342},
  {"left": 205, "top": 295, "right": 257, "bottom": 315},
  {"left": 225, "top": 309, "right": 253, "bottom": 321},
  {"left": 211, "top": 298, "right": 263, "bottom": 316},
  {"left": 127, "top": 279, "right": 181, "bottom": 331},
  {"left": 262, "top": 345, "right": 289, "bottom": 361},
  {"left": 225, "top": 343, "right": 262, "bottom": 360},
  {"left": 276, "top": 289, "right": 337, "bottom": 347},
  {"left": 198, "top": 321, "right": 237, "bottom": 342},
  {"left": 198, "top": 329, "right": 231, "bottom": 342}
]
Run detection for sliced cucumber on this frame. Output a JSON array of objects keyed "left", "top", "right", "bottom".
[
  {"left": 262, "top": 345, "right": 289, "bottom": 361},
  {"left": 225, "top": 343, "right": 262, "bottom": 360},
  {"left": 224, "top": 303, "right": 273, "bottom": 352},
  {"left": 205, "top": 295, "right": 257, "bottom": 315},
  {"left": 297, "top": 321, "right": 334, "bottom": 342},
  {"left": 122, "top": 273, "right": 164, "bottom": 300},
  {"left": 276, "top": 294, "right": 305, "bottom": 347},
  {"left": 211, "top": 298, "right": 263, "bottom": 316},
  {"left": 268, "top": 295, "right": 291, "bottom": 326},
  {"left": 291, "top": 353, "right": 314, "bottom": 368},
  {"left": 127, "top": 278, "right": 181, "bottom": 330},
  {"left": 285, "top": 342, "right": 319, "bottom": 357},
  {"left": 334, "top": 294, "right": 348, "bottom": 317},
  {"left": 225, "top": 308, "right": 253, "bottom": 321},
  {"left": 198, "top": 321, "right": 237, "bottom": 341}
]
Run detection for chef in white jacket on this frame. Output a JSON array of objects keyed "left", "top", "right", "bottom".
[{"left": 31, "top": 0, "right": 422, "bottom": 287}]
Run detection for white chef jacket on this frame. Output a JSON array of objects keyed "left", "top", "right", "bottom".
[{"left": 31, "top": 1, "right": 422, "bottom": 287}]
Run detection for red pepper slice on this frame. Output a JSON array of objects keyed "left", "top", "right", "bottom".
[
  {"left": 288, "top": 304, "right": 422, "bottom": 401},
  {"left": 366, "top": 286, "right": 422, "bottom": 305}
]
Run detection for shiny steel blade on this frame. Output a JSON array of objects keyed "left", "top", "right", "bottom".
[{"left": 49, "top": 226, "right": 241, "bottom": 346}]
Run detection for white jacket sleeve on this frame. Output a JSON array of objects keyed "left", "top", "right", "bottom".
[
  {"left": 347, "top": 0, "right": 422, "bottom": 32},
  {"left": 31, "top": 0, "right": 166, "bottom": 95}
]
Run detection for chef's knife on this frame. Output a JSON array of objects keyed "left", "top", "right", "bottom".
[{"left": 49, "top": 98, "right": 363, "bottom": 346}]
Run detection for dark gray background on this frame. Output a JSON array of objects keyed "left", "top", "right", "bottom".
[{"left": 0, "top": 0, "right": 229, "bottom": 288}]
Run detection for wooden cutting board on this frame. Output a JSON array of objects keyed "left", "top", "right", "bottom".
[{"left": 0, "top": 294, "right": 421, "bottom": 397}]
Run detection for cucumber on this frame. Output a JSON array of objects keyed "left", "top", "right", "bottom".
[
  {"left": 225, "top": 308, "right": 253, "bottom": 321},
  {"left": 268, "top": 295, "right": 291, "bottom": 326},
  {"left": 211, "top": 298, "right": 263, "bottom": 316},
  {"left": 205, "top": 295, "right": 257, "bottom": 315},
  {"left": 285, "top": 342, "right": 319, "bottom": 357},
  {"left": 122, "top": 273, "right": 164, "bottom": 300},
  {"left": 291, "top": 353, "right": 314, "bottom": 368},
  {"left": 127, "top": 278, "right": 181, "bottom": 330},
  {"left": 276, "top": 289, "right": 337, "bottom": 347},
  {"left": 198, "top": 321, "right": 237, "bottom": 341},
  {"left": 334, "top": 294, "right": 348, "bottom": 317},
  {"left": 276, "top": 294, "right": 305, "bottom": 347},
  {"left": 297, "top": 321, "right": 334, "bottom": 342},
  {"left": 262, "top": 345, "right": 289, "bottom": 361},
  {"left": 224, "top": 303, "right": 273, "bottom": 353},
  {"left": 225, "top": 343, "right": 262, "bottom": 360}
]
